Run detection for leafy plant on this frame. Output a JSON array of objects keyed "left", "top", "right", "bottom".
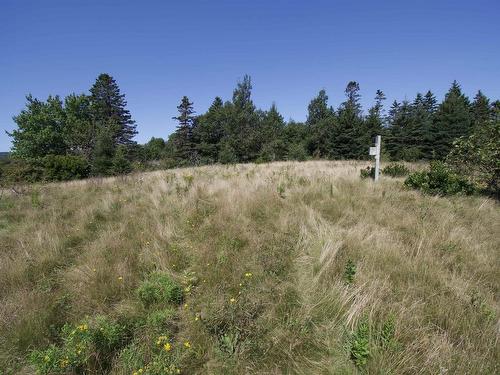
[
  {"left": 379, "top": 316, "right": 397, "bottom": 349},
  {"left": 350, "top": 318, "right": 370, "bottom": 367},
  {"left": 344, "top": 259, "right": 356, "bottom": 284},
  {"left": 277, "top": 184, "right": 286, "bottom": 198},
  {"left": 382, "top": 163, "right": 410, "bottom": 177},
  {"left": 360, "top": 166, "right": 375, "bottom": 179},
  {"left": 137, "top": 273, "right": 183, "bottom": 307},
  {"left": 29, "top": 316, "right": 127, "bottom": 374},
  {"left": 404, "top": 161, "right": 476, "bottom": 195}
]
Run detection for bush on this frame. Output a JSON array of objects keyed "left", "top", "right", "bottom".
[
  {"left": 39, "top": 155, "right": 90, "bottom": 181},
  {"left": 404, "top": 161, "right": 476, "bottom": 196},
  {"left": 137, "top": 273, "right": 183, "bottom": 307},
  {"left": 447, "top": 120, "right": 500, "bottom": 197},
  {"left": 0, "top": 155, "right": 89, "bottom": 185},
  {"left": 29, "top": 316, "right": 127, "bottom": 374},
  {"left": 0, "top": 159, "right": 44, "bottom": 185},
  {"left": 360, "top": 166, "right": 375, "bottom": 179},
  {"left": 382, "top": 163, "right": 409, "bottom": 178}
]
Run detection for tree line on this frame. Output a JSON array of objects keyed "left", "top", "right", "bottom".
[{"left": 1, "top": 73, "right": 499, "bottom": 189}]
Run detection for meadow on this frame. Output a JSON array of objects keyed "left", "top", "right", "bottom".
[{"left": 0, "top": 160, "right": 498, "bottom": 374}]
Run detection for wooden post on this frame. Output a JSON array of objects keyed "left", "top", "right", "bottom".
[{"left": 369, "top": 135, "right": 381, "bottom": 181}]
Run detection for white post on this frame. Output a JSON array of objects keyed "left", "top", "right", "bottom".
[
  {"left": 369, "top": 135, "right": 381, "bottom": 181},
  {"left": 374, "top": 135, "right": 381, "bottom": 182}
]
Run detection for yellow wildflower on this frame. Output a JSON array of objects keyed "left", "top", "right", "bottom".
[
  {"left": 183, "top": 341, "right": 191, "bottom": 348},
  {"left": 245, "top": 272, "right": 253, "bottom": 277},
  {"left": 163, "top": 342, "right": 172, "bottom": 352},
  {"left": 230, "top": 297, "right": 236, "bottom": 303},
  {"left": 118, "top": 276, "right": 123, "bottom": 281}
]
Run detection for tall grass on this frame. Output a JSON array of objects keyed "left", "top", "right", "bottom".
[{"left": 0, "top": 161, "right": 498, "bottom": 374}]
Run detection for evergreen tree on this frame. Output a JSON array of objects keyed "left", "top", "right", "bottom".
[
  {"left": 471, "top": 90, "right": 491, "bottom": 128},
  {"left": 386, "top": 100, "right": 414, "bottom": 160},
  {"left": 172, "top": 96, "right": 196, "bottom": 163},
  {"left": 423, "top": 90, "right": 438, "bottom": 114},
  {"left": 112, "top": 145, "right": 132, "bottom": 175},
  {"left": 432, "top": 81, "right": 472, "bottom": 159},
  {"left": 89, "top": 73, "right": 137, "bottom": 146},
  {"left": 306, "top": 90, "right": 335, "bottom": 157},
  {"left": 258, "top": 103, "right": 286, "bottom": 161},
  {"left": 306, "top": 89, "right": 331, "bottom": 126},
  {"left": 9, "top": 95, "right": 67, "bottom": 159},
  {"left": 228, "top": 75, "right": 260, "bottom": 162},
  {"left": 232, "top": 74, "right": 254, "bottom": 111},
  {"left": 364, "top": 90, "right": 386, "bottom": 147},
  {"left": 333, "top": 81, "right": 364, "bottom": 159},
  {"left": 193, "top": 97, "right": 225, "bottom": 163},
  {"left": 91, "top": 127, "right": 115, "bottom": 175}
]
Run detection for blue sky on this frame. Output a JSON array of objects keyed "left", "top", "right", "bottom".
[{"left": 1, "top": 0, "right": 499, "bottom": 151}]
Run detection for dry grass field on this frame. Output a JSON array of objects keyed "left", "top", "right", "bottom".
[{"left": 0, "top": 161, "right": 498, "bottom": 374}]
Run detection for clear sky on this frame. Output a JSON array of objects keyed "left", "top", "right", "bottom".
[{"left": 1, "top": 0, "right": 499, "bottom": 152}]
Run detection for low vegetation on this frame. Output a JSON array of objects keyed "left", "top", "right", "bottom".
[{"left": 0, "top": 161, "right": 498, "bottom": 374}]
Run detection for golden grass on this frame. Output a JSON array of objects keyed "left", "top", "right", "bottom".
[{"left": 0, "top": 160, "right": 498, "bottom": 374}]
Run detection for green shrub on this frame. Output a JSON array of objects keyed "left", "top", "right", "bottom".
[
  {"left": 382, "top": 163, "right": 410, "bottom": 177},
  {"left": 29, "top": 316, "right": 127, "bottom": 374},
  {"left": 0, "top": 159, "right": 44, "bottom": 185},
  {"left": 404, "top": 161, "right": 476, "bottom": 196},
  {"left": 39, "top": 155, "right": 90, "bottom": 181},
  {"left": 360, "top": 166, "right": 375, "bottom": 179},
  {"left": 137, "top": 273, "right": 183, "bottom": 307},
  {"left": 0, "top": 155, "right": 89, "bottom": 185}
]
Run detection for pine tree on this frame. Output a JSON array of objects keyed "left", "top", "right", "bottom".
[
  {"left": 193, "top": 97, "right": 225, "bottom": 163},
  {"left": 89, "top": 73, "right": 137, "bottom": 146},
  {"left": 386, "top": 100, "right": 414, "bottom": 160},
  {"left": 306, "top": 89, "right": 335, "bottom": 157},
  {"left": 306, "top": 89, "right": 331, "bottom": 126},
  {"left": 423, "top": 90, "right": 438, "bottom": 113},
  {"left": 232, "top": 75, "right": 254, "bottom": 111},
  {"left": 172, "top": 96, "right": 196, "bottom": 163},
  {"left": 471, "top": 90, "right": 491, "bottom": 129},
  {"left": 333, "top": 81, "right": 364, "bottom": 159},
  {"left": 91, "top": 127, "right": 115, "bottom": 175},
  {"left": 112, "top": 145, "right": 132, "bottom": 175},
  {"left": 364, "top": 90, "right": 386, "bottom": 146},
  {"left": 229, "top": 75, "right": 260, "bottom": 162},
  {"left": 432, "top": 81, "right": 472, "bottom": 159},
  {"left": 258, "top": 103, "right": 286, "bottom": 161}
]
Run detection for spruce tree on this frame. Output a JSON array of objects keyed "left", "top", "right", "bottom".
[
  {"left": 172, "top": 96, "right": 196, "bottom": 163},
  {"left": 306, "top": 89, "right": 335, "bottom": 157},
  {"left": 91, "top": 127, "right": 115, "bottom": 175},
  {"left": 229, "top": 75, "right": 260, "bottom": 162},
  {"left": 258, "top": 103, "right": 286, "bottom": 161},
  {"left": 306, "top": 89, "right": 331, "bottom": 126},
  {"left": 432, "top": 81, "right": 472, "bottom": 159},
  {"left": 333, "top": 81, "right": 364, "bottom": 159},
  {"left": 364, "top": 90, "right": 386, "bottom": 147},
  {"left": 471, "top": 90, "right": 491, "bottom": 128},
  {"left": 89, "top": 73, "right": 137, "bottom": 146},
  {"left": 193, "top": 97, "right": 225, "bottom": 163},
  {"left": 112, "top": 145, "right": 132, "bottom": 175}
]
